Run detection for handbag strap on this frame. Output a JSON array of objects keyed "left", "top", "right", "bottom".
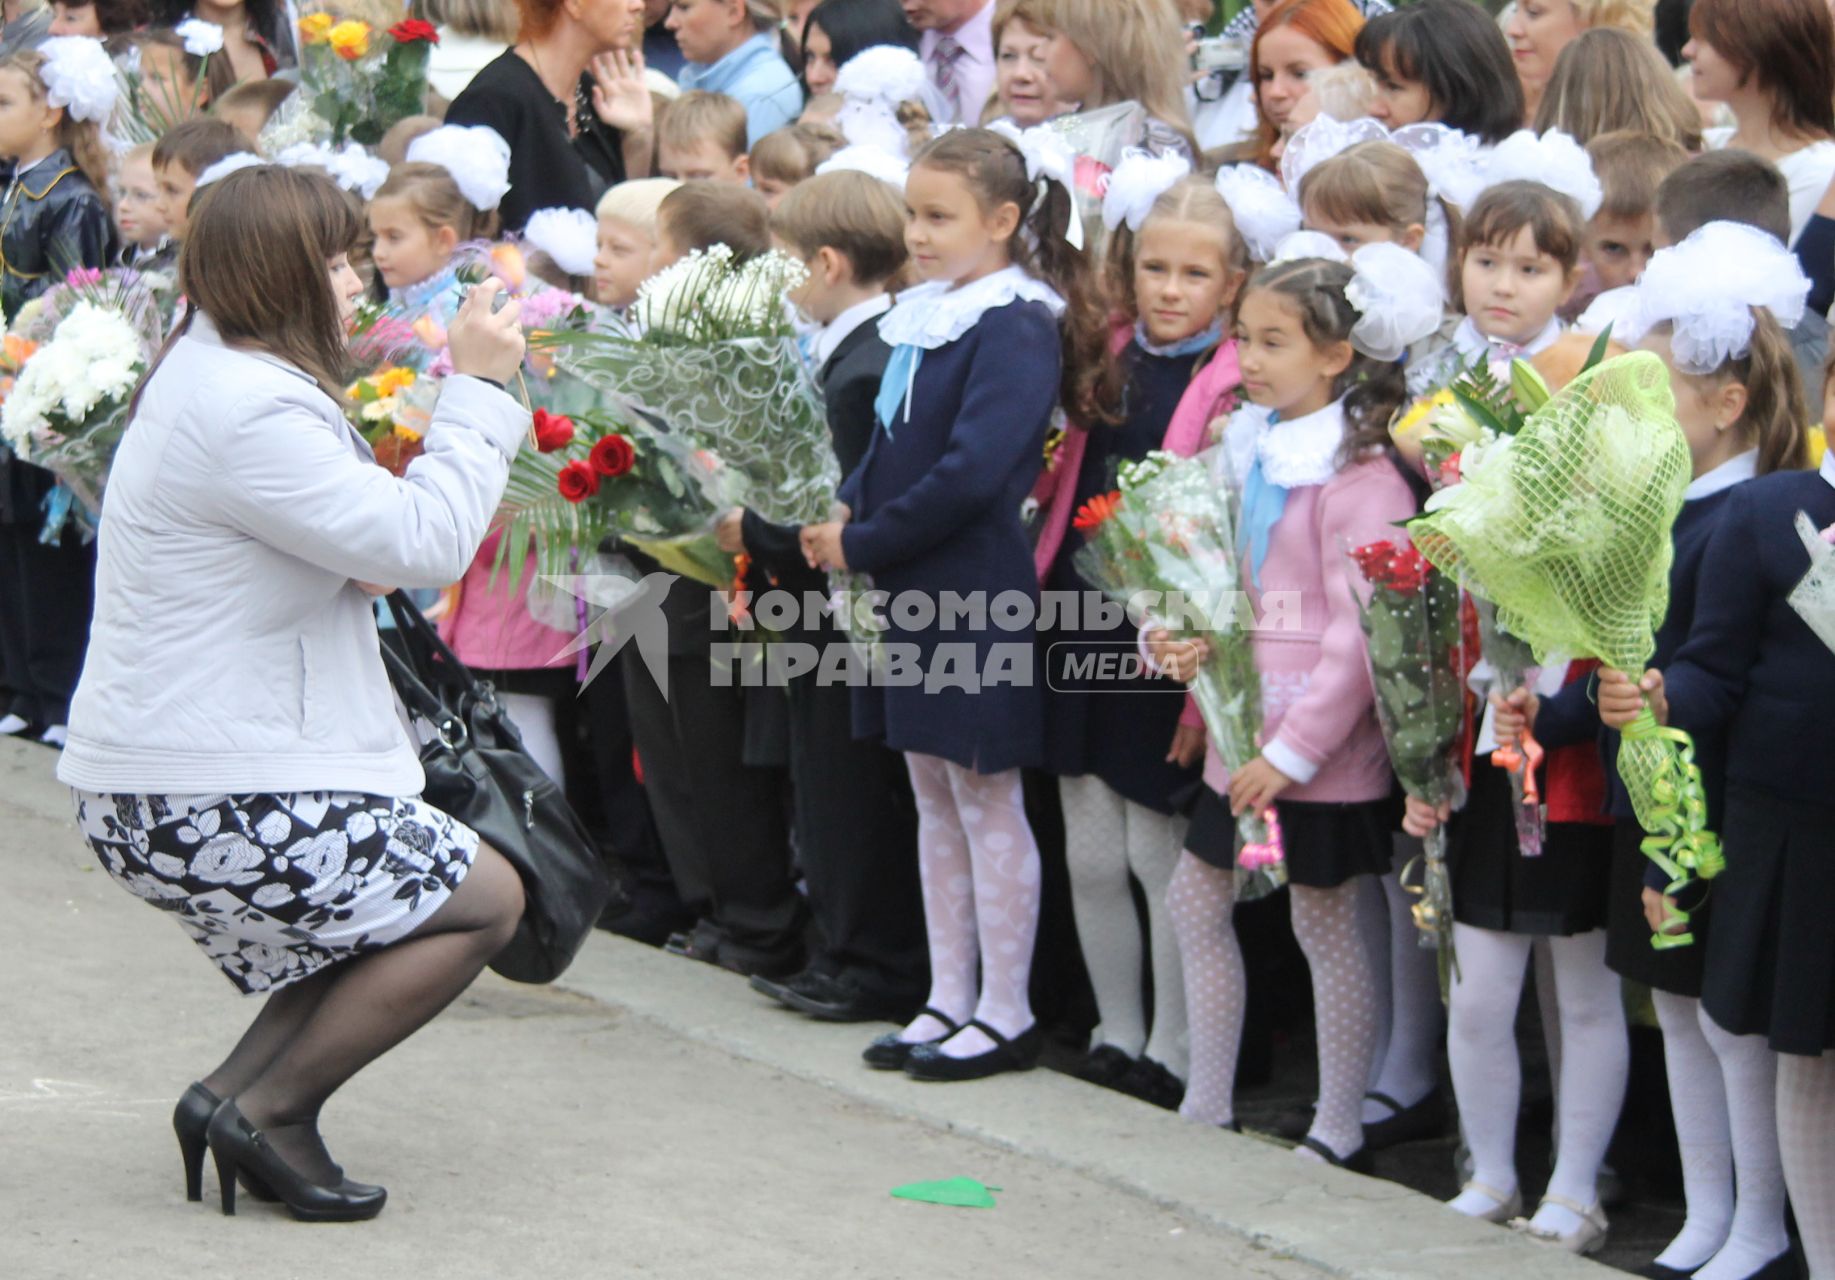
[
  {"left": 379, "top": 643, "right": 473, "bottom": 752},
  {"left": 385, "top": 590, "right": 497, "bottom": 708}
]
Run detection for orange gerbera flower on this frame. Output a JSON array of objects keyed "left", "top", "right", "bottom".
[{"left": 1073, "top": 490, "right": 1123, "bottom": 531}]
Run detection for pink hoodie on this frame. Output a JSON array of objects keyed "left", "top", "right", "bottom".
[{"left": 1203, "top": 456, "right": 1415, "bottom": 803}]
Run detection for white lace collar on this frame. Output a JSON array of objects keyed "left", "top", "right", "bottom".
[
  {"left": 1451, "top": 315, "right": 1562, "bottom": 367},
  {"left": 1684, "top": 448, "right": 1758, "bottom": 501},
  {"left": 878, "top": 265, "right": 1066, "bottom": 351},
  {"left": 1821, "top": 447, "right": 1835, "bottom": 492},
  {"left": 1223, "top": 398, "right": 1346, "bottom": 490}
]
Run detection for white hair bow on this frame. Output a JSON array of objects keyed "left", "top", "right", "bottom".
[
  {"left": 1482, "top": 128, "right": 1603, "bottom": 221},
  {"left": 38, "top": 36, "right": 117, "bottom": 125},
  {"left": 1278, "top": 114, "right": 1390, "bottom": 198},
  {"left": 1345, "top": 241, "right": 1446, "bottom": 361},
  {"left": 406, "top": 125, "right": 513, "bottom": 213},
  {"left": 1214, "top": 164, "right": 1302, "bottom": 263},
  {"left": 195, "top": 152, "right": 265, "bottom": 188},
  {"left": 524, "top": 207, "right": 599, "bottom": 278},
  {"left": 1100, "top": 148, "right": 1191, "bottom": 233},
  {"left": 989, "top": 120, "right": 1085, "bottom": 251}
]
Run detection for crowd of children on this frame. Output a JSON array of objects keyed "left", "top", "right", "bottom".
[{"left": 1, "top": 0, "right": 1833, "bottom": 1271}]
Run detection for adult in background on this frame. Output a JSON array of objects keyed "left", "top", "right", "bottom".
[
  {"left": 149, "top": 0, "right": 291, "bottom": 77},
  {"left": 641, "top": 0, "right": 685, "bottom": 77},
  {"left": 1533, "top": 26, "right": 1702, "bottom": 152},
  {"left": 57, "top": 166, "right": 531, "bottom": 1222},
  {"left": 47, "top": 0, "right": 150, "bottom": 38},
  {"left": 1503, "top": 0, "right": 1655, "bottom": 124},
  {"left": 1239, "top": 0, "right": 1364, "bottom": 173},
  {"left": 903, "top": 0, "right": 995, "bottom": 125},
  {"left": 1353, "top": 0, "right": 1524, "bottom": 144},
  {"left": 1687, "top": 0, "right": 1835, "bottom": 247},
  {"left": 800, "top": 0, "right": 917, "bottom": 99},
  {"left": 418, "top": 0, "right": 521, "bottom": 103},
  {"left": 446, "top": 0, "right": 656, "bottom": 230},
  {"left": 670, "top": 0, "right": 803, "bottom": 145}
]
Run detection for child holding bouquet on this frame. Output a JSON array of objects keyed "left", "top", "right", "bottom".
[
  {"left": 1035, "top": 167, "right": 1249, "bottom": 1106},
  {"left": 1592, "top": 224, "right": 1819, "bottom": 1280},
  {"left": 1149, "top": 244, "right": 1442, "bottom": 1165},
  {"left": 801, "top": 127, "right": 1109, "bottom": 1081},
  {"left": 0, "top": 37, "right": 117, "bottom": 748}
]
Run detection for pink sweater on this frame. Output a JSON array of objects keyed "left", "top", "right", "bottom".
[
  {"left": 438, "top": 530, "right": 575, "bottom": 672},
  {"left": 1202, "top": 456, "right": 1414, "bottom": 803}
]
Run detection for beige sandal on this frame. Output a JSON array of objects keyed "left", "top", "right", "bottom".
[
  {"left": 1452, "top": 1180, "right": 1522, "bottom": 1224},
  {"left": 1508, "top": 1193, "right": 1609, "bottom": 1255}
]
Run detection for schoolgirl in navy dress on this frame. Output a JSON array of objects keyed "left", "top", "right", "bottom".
[
  {"left": 1034, "top": 161, "right": 1250, "bottom": 1106},
  {"left": 1582, "top": 223, "right": 1811, "bottom": 1280},
  {"left": 801, "top": 126, "right": 1109, "bottom": 1081},
  {"left": 1601, "top": 269, "right": 1835, "bottom": 1280},
  {"left": 0, "top": 38, "right": 115, "bottom": 750}
]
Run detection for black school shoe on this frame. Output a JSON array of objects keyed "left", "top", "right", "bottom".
[
  {"left": 903, "top": 1021, "right": 1042, "bottom": 1082},
  {"left": 1120, "top": 1057, "right": 1186, "bottom": 1111},
  {"left": 749, "top": 967, "right": 830, "bottom": 1010},
  {"left": 1297, "top": 1135, "right": 1375, "bottom": 1175},
  {"left": 864, "top": 1008, "right": 960, "bottom": 1070},
  {"left": 1362, "top": 1088, "right": 1449, "bottom": 1150},
  {"left": 777, "top": 971, "right": 920, "bottom": 1023},
  {"left": 1072, "top": 1044, "right": 1137, "bottom": 1090}
]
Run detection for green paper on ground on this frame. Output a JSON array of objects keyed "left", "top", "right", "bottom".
[{"left": 890, "top": 1177, "right": 1000, "bottom": 1208}]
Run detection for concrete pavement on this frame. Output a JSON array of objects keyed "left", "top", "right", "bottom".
[{"left": 0, "top": 738, "right": 1612, "bottom": 1279}]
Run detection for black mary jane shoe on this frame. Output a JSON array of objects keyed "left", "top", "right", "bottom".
[
  {"left": 1072, "top": 1044, "right": 1137, "bottom": 1090},
  {"left": 863, "top": 1008, "right": 960, "bottom": 1070},
  {"left": 903, "top": 1020, "right": 1042, "bottom": 1083},
  {"left": 1361, "top": 1088, "right": 1449, "bottom": 1151},
  {"left": 205, "top": 1100, "right": 387, "bottom": 1223},
  {"left": 1636, "top": 1265, "right": 1695, "bottom": 1280},
  {"left": 1297, "top": 1135, "right": 1375, "bottom": 1175},
  {"left": 1120, "top": 1057, "right": 1187, "bottom": 1111}
]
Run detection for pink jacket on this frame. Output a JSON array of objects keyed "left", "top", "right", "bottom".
[
  {"left": 1032, "top": 340, "right": 1242, "bottom": 581},
  {"left": 438, "top": 530, "right": 574, "bottom": 672},
  {"left": 1202, "top": 456, "right": 1414, "bottom": 803}
]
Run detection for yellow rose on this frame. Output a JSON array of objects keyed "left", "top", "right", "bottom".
[
  {"left": 327, "top": 19, "right": 371, "bottom": 60},
  {"left": 392, "top": 422, "right": 424, "bottom": 443},
  {"left": 298, "top": 12, "right": 333, "bottom": 44},
  {"left": 376, "top": 366, "right": 416, "bottom": 396}
]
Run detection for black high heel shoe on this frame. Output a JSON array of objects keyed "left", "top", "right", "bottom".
[
  {"left": 205, "top": 1100, "right": 387, "bottom": 1222},
  {"left": 174, "top": 1084, "right": 283, "bottom": 1204}
]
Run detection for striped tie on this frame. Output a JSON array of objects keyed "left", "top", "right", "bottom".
[{"left": 931, "top": 34, "right": 967, "bottom": 122}]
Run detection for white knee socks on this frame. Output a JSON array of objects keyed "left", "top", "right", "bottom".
[
  {"left": 900, "top": 755, "right": 1043, "bottom": 1059},
  {"left": 1695, "top": 1015, "right": 1789, "bottom": 1280},
  {"left": 1363, "top": 851, "right": 1445, "bottom": 1123},
  {"left": 1292, "top": 880, "right": 1378, "bottom": 1161},
  {"left": 1777, "top": 1051, "right": 1835, "bottom": 1279},
  {"left": 1652, "top": 990, "right": 1734, "bottom": 1271},
  {"left": 1168, "top": 851, "right": 1243, "bottom": 1127}
]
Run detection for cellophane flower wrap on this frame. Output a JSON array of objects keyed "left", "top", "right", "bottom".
[
  {"left": 297, "top": 12, "right": 436, "bottom": 145},
  {"left": 1071, "top": 450, "right": 1283, "bottom": 884},
  {"left": 1410, "top": 351, "right": 1720, "bottom": 947},
  {"left": 1788, "top": 512, "right": 1835, "bottom": 655},
  {"left": 1345, "top": 537, "right": 1466, "bottom": 990},
  {"left": 0, "top": 267, "right": 176, "bottom": 530},
  {"left": 506, "top": 246, "right": 838, "bottom": 588}
]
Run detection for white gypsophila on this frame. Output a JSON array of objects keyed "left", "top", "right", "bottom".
[
  {"left": 704, "top": 252, "right": 808, "bottom": 331},
  {"left": 632, "top": 245, "right": 735, "bottom": 341},
  {"left": 1, "top": 302, "right": 144, "bottom": 449},
  {"left": 175, "top": 18, "right": 225, "bottom": 56}
]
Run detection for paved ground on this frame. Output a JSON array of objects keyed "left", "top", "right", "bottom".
[{"left": 0, "top": 738, "right": 1617, "bottom": 1279}]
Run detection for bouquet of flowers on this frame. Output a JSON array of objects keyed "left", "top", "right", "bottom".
[
  {"left": 1072, "top": 450, "right": 1282, "bottom": 887},
  {"left": 0, "top": 267, "right": 177, "bottom": 530},
  {"left": 1411, "top": 351, "right": 1719, "bottom": 947},
  {"left": 347, "top": 363, "right": 436, "bottom": 476},
  {"left": 1788, "top": 511, "right": 1835, "bottom": 655},
  {"left": 297, "top": 12, "right": 437, "bottom": 146},
  {"left": 504, "top": 245, "right": 838, "bottom": 583},
  {"left": 1346, "top": 537, "right": 1468, "bottom": 992}
]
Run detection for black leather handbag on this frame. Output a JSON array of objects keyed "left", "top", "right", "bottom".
[{"left": 380, "top": 593, "right": 612, "bottom": 984}]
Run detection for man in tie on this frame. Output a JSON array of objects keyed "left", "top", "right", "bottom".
[{"left": 903, "top": 0, "right": 997, "bottom": 126}]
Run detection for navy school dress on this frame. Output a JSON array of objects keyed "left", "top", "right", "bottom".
[
  {"left": 838, "top": 298, "right": 1062, "bottom": 775},
  {"left": 1666, "top": 466, "right": 1835, "bottom": 1053},
  {"left": 1602, "top": 479, "right": 1744, "bottom": 995},
  {"left": 1040, "top": 339, "right": 1202, "bottom": 812}
]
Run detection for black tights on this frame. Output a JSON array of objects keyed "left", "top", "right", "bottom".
[{"left": 200, "top": 843, "right": 524, "bottom": 1182}]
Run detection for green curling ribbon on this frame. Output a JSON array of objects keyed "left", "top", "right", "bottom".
[{"left": 1622, "top": 707, "right": 1724, "bottom": 950}]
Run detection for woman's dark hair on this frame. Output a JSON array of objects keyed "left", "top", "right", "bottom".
[
  {"left": 1354, "top": 0, "right": 1523, "bottom": 146},
  {"left": 150, "top": 0, "right": 286, "bottom": 57},
  {"left": 1690, "top": 0, "right": 1835, "bottom": 140},
  {"left": 73, "top": 0, "right": 152, "bottom": 36},
  {"left": 801, "top": 0, "right": 919, "bottom": 87},
  {"left": 1243, "top": 256, "right": 1409, "bottom": 464},
  {"left": 909, "top": 127, "right": 1115, "bottom": 423},
  {"left": 176, "top": 166, "right": 363, "bottom": 400}
]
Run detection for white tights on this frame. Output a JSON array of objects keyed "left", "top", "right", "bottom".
[
  {"left": 1778, "top": 1050, "right": 1835, "bottom": 1278},
  {"left": 1446, "top": 925, "right": 1627, "bottom": 1235},
  {"left": 1169, "top": 852, "right": 1375, "bottom": 1158},
  {"left": 1060, "top": 774, "right": 1188, "bottom": 1077},
  {"left": 898, "top": 754, "right": 1042, "bottom": 1060},
  {"left": 1358, "top": 848, "right": 1445, "bottom": 1122}
]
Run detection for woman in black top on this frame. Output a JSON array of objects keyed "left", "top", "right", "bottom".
[{"left": 446, "top": 0, "right": 655, "bottom": 230}]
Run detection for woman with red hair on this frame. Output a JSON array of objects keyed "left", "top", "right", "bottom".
[{"left": 1244, "top": 0, "right": 1365, "bottom": 172}]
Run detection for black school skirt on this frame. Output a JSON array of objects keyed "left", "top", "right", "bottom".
[
  {"left": 1186, "top": 786, "right": 1394, "bottom": 888},
  {"left": 1604, "top": 820, "right": 1707, "bottom": 996},
  {"left": 1448, "top": 759, "right": 1614, "bottom": 936}
]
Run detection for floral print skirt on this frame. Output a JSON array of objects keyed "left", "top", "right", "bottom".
[{"left": 71, "top": 789, "right": 479, "bottom": 995}]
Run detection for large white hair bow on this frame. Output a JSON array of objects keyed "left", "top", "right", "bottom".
[
  {"left": 1345, "top": 241, "right": 1446, "bottom": 361},
  {"left": 1100, "top": 148, "right": 1191, "bottom": 233},
  {"left": 1578, "top": 220, "right": 1811, "bottom": 374},
  {"left": 38, "top": 36, "right": 117, "bottom": 125},
  {"left": 406, "top": 125, "right": 513, "bottom": 212},
  {"left": 834, "top": 44, "right": 934, "bottom": 160},
  {"left": 1278, "top": 114, "right": 1390, "bottom": 198},
  {"left": 276, "top": 141, "right": 391, "bottom": 200},
  {"left": 1214, "top": 164, "right": 1302, "bottom": 263},
  {"left": 1482, "top": 128, "right": 1602, "bottom": 221},
  {"left": 523, "top": 207, "right": 599, "bottom": 277},
  {"left": 195, "top": 152, "right": 264, "bottom": 188},
  {"left": 989, "top": 119, "right": 1085, "bottom": 250}
]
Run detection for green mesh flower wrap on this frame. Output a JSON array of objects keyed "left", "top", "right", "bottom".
[{"left": 1411, "top": 351, "right": 1723, "bottom": 946}]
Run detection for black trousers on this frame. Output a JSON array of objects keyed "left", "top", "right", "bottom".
[
  {"left": 622, "top": 644, "right": 805, "bottom": 963},
  {"left": 580, "top": 649, "right": 682, "bottom": 923},
  {"left": 0, "top": 519, "right": 94, "bottom": 727},
  {"left": 786, "top": 670, "right": 926, "bottom": 996}
]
